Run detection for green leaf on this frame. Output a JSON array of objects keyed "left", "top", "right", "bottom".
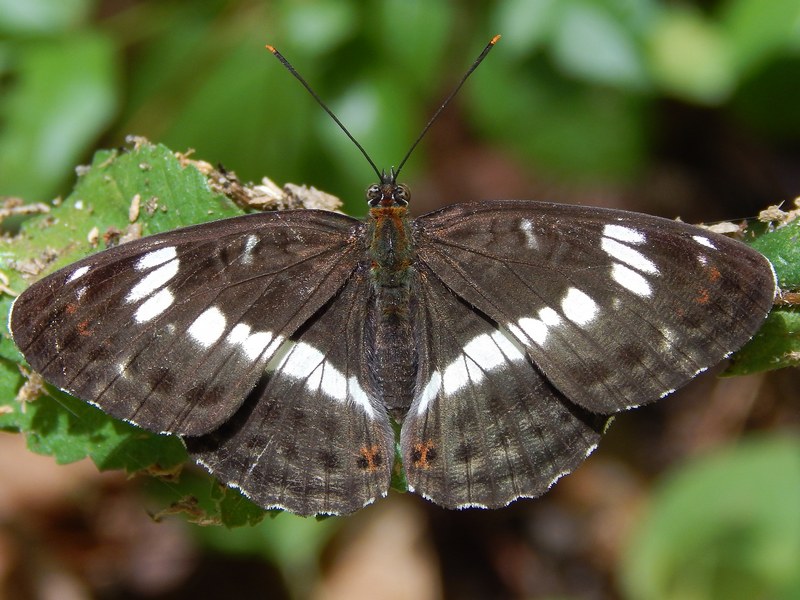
[
  {"left": 725, "top": 218, "right": 800, "bottom": 374},
  {"left": 552, "top": 1, "right": 649, "bottom": 90},
  {"left": 24, "top": 385, "right": 187, "bottom": 470},
  {"left": 719, "top": 0, "right": 800, "bottom": 77},
  {"left": 0, "top": 33, "right": 119, "bottom": 200},
  {"left": 750, "top": 219, "right": 800, "bottom": 291},
  {"left": 0, "top": 0, "right": 92, "bottom": 35},
  {"left": 282, "top": 0, "right": 358, "bottom": 56},
  {"left": 647, "top": 7, "right": 736, "bottom": 104},
  {"left": 726, "top": 309, "right": 800, "bottom": 375},
  {"left": 1, "top": 139, "right": 265, "bottom": 526},
  {"left": 0, "top": 357, "right": 25, "bottom": 432},
  {"left": 467, "top": 61, "right": 650, "bottom": 181},
  {"left": 621, "top": 434, "right": 800, "bottom": 600}
]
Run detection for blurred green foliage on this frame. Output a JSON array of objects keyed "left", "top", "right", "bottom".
[
  {"left": 2, "top": 0, "right": 800, "bottom": 212},
  {"left": 621, "top": 435, "right": 800, "bottom": 600}
]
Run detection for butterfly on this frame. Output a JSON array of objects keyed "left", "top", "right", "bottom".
[{"left": 8, "top": 39, "right": 777, "bottom": 516}]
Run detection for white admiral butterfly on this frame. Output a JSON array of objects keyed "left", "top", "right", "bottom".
[{"left": 8, "top": 38, "right": 777, "bottom": 516}]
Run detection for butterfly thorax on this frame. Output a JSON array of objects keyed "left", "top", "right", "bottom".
[
  {"left": 366, "top": 206, "right": 414, "bottom": 286},
  {"left": 364, "top": 180, "right": 418, "bottom": 419},
  {"left": 365, "top": 175, "right": 415, "bottom": 288}
]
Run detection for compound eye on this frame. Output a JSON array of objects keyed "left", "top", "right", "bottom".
[
  {"left": 366, "top": 184, "right": 381, "bottom": 204},
  {"left": 394, "top": 184, "right": 410, "bottom": 205}
]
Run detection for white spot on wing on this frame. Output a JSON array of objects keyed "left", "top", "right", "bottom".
[
  {"left": 242, "top": 331, "right": 273, "bottom": 360},
  {"left": 133, "top": 288, "right": 174, "bottom": 323},
  {"left": 419, "top": 329, "right": 526, "bottom": 411},
  {"left": 463, "top": 333, "right": 506, "bottom": 371},
  {"left": 538, "top": 307, "right": 562, "bottom": 327},
  {"left": 692, "top": 235, "right": 716, "bottom": 249},
  {"left": 347, "top": 376, "right": 374, "bottom": 418},
  {"left": 227, "top": 323, "right": 250, "bottom": 345},
  {"left": 514, "top": 307, "right": 563, "bottom": 346},
  {"left": 66, "top": 265, "right": 90, "bottom": 283},
  {"left": 126, "top": 259, "right": 179, "bottom": 302},
  {"left": 280, "top": 342, "right": 322, "bottom": 377},
  {"left": 611, "top": 263, "right": 652, "bottom": 297},
  {"left": 263, "top": 335, "right": 285, "bottom": 361},
  {"left": 603, "top": 224, "right": 645, "bottom": 244},
  {"left": 516, "top": 316, "right": 548, "bottom": 346},
  {"left": 442, "top": 355, "right": 469, "bottom": 395},
  {"left": 490, "top": 329, "right": 527, "bottom": 362},
  {"left": 506, "top": 323, "right": 527, "bottom": 345},
  {"left": 321, "top": 362, "right": 346, "bottom": 401},
  {"left": 277, "top": 342, "right": 374, "bottom": 417},
  {"left": 415, "top": 371, "right": 442, "bottom": 416},
  {"left": 188, "top": 306, "right": 227, "bottom": 348},
  {"left": 241, "top": 234, "right": 259, "bottom": 265},
  {"left": 519, "top": 219, "right": 538, "bottom": 249},
  {"left": 601, "top": 237, "right": 658, "bottom": 273},
  {"left": 561, "top": 288, "right": 598, "bottom": 325},
  {"left": 135, "top": 246, "right": 177, "bottom": 271},
  {"left": 226, "top": 323, "right": 273, "bottom": 360}
]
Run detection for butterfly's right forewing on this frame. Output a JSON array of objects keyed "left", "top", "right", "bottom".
[{"left": 10, "top": 210, "right": 364, "bottom": 436}]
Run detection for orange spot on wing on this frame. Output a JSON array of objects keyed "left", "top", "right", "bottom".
[
  {"left": 411, "top": 440, "right": 437, "bottom": 469},
  {"left": 695, "top": 288, "right": 710, "bottom": 305},
  {"left": 76, "top": 320, "right": 92, "bottom": 336},
  {"left": 358, "top": 445, "right": 383, "bottom": 472},
  {"left": 707, "top": 266, "right": 721, "bottom": 283}
]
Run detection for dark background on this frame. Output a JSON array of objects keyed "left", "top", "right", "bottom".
[{"left": 1, "top": 1, "right": 799, "bottom": 598}]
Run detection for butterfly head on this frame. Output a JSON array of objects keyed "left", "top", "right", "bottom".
[{"left": 367, "top": 168, "right": 410, "bottom": 208}]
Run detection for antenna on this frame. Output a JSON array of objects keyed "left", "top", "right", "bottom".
[
  {"left": 266, "top": 35, "right": 500, "bottom": 183},
  {"left": 395, "top": 34, "right": 500, "bottom": 179}
]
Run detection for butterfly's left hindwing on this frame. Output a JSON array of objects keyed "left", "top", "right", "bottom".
[
  {"left": 414, "top": 200, "right": 776, "bottom": 414},
  {"left": 187, "top": 269, "right": 394, "bottom": 516},
  {"left": 10, "top": 210, "right": 364, "bottom": 436}
]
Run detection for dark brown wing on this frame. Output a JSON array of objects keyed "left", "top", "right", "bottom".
[
  {"left": 414, "top": 200, "right": 775, "bottom": 414},
  {"left": 187, "top": 268, "right": 394, "bottom": 516},
  {"left": 400, "top": 265, "right": 607, "bottom": 509},
  {"left": 10, "top": 210, "right": 364, "bottom": 436}
]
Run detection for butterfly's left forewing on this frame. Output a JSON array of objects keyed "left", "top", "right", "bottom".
[{"left": 10, "top": 210, "right": 364, "bottom": 436}]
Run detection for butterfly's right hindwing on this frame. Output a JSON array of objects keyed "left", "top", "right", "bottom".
[
  {"left": 187, "top": 270, "right": 394, "bottom": 516},
  {"left": 10, "top": 210, "right": 363, "bottom": 436}
]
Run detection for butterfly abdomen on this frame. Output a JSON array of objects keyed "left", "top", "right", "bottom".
[{"left": 365, "top": 206, "right": 418, "bottom": 419}]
